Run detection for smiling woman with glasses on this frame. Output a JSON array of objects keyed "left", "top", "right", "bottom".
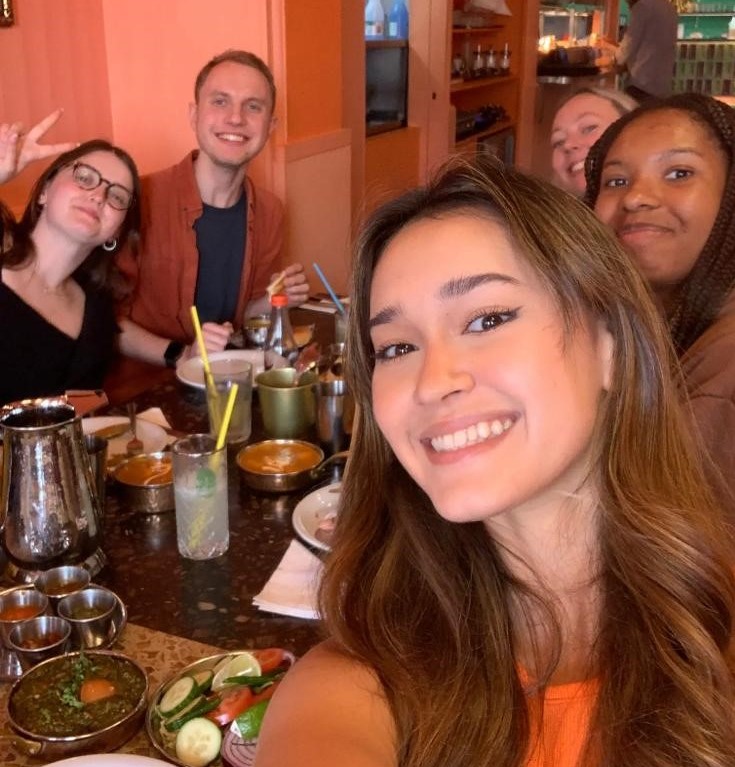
[{"left": 0, "top": 138, "right": 142, "bottom": 405}]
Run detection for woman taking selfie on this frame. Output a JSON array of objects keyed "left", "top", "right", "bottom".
[
  {"left": 255, "top": 158, "right": 735, "bottom": 767},
  {"left": 586, "top": 93, "right": 735, "bottom": 513},
  {"left": 0, "top": 139, "right": 141, "bottom": 404}
]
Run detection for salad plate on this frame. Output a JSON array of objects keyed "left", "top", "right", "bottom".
[
  {"left": 292, "top": 482, "right": 341, "bottom": 552},
  {"left": 146, "top": 649, "right": 294, "bottom": 767}
]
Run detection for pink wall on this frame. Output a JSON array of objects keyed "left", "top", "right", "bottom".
[
  {"left": 0, "top": 0, "right": 112, "bottom": 214},
  {"left": 101, "top": 0, "right": 273, "bottom": 178}
]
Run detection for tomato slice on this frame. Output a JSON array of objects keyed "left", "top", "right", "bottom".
[
  {"left": 250, "top": 648, "right": 287, "bottom": 673},
  {"left": 80, "top": 677, "right": 117, "bottom": 704},
  {"left": 205, "top": 686, "right": 254, "bottom": 727}
]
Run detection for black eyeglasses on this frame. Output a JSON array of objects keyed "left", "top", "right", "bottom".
[{"left": 70, "top": 162, "right": 134, "bottom": 211}]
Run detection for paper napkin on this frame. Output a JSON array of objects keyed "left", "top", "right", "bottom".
[
  {"left": 253, "top": 539, "right": 323, "bottom": 620},
  {"left": 138, "top": 407, "right": 172, "bottom": 430}
]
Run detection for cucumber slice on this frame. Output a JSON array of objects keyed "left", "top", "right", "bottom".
[
  {"left": 159, "top": 676, "right": 199, "bottom": 717},
  {"left": 191, "top": 669, "right": 214, "bottom": 695},
  {"left": 175, "top": 717, "right": 223, "bottom": 767},
  {"left": 165, "top": 696, "right": 220, "bottom": 732},
  {"left": 162, "top": 694, "right": 204, "bottom": 724}
]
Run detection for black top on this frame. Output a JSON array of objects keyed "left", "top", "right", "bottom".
[
  {"left": 193, "top": 192, "right": 247, "bottom": 324},
  {"left": 0, "top": 281, "right": 118, "bottom": 406}
]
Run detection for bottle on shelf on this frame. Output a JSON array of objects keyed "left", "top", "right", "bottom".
[
  {"left": 485, "top": 48, "right": 497, "bottom": 76},
  {"left": 265, "top": 294, "right": 299, "bottom": 366},
  {"left": 365, "top": 0, "right": 385, "bottom": 38},
  {"left": 473, "top": 44, "right": 485, "bottom": 76},
  {"left": 500, "top": 43, "right": 511, "bottom": 73},
  {"left": 387, "top": 0, "right": 409, "bottom": 39}
]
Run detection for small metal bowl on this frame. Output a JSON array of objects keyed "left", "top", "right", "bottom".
[
  {"left": 113, "top": 451, "right": 174, "bottom": 514},
  {"left": 34, "top": 565, "right": 91, "bottom": 610},
  {"left": 7, "top": 615, "right": 71, "bottom": 672},
  {"left": 57, "top": 586, "right": 117, "bottom": 649}
]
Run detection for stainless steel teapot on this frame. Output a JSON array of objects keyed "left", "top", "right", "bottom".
[{"left": 0, "top": 398, "right": 106, "bottom": 583}]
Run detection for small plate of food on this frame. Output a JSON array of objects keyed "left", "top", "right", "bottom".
[
  {"left": 291, "top": 482, "right": 341, "bottom": 552},
  {"left": 81, "top": 417, "right": 169, "bottom": 473},
  {"left": 146, "top": 648, "right": 294, "bottom": 767}
]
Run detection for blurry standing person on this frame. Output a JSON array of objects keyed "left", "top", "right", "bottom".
[
  {"left": 550, "top": 87, "right": 637, "bottom": 196},
  {"left": 116, "top": 49, "right": 309, "bottom": 369},
  {"left": 255, "top": 157, "right": 735, "bottom": 767},
  {"left": 0, "top": 140, "right": 141, "bottom": 405},
  {"left": 587, "top": 93, "right": 735, "bottom": 515},
  {"left": 610, "top": 0, "right": 677, "bottom": 101}
]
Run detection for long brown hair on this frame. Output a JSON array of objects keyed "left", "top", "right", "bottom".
[
  {"left": 1, "top": 139, "right": 141, "bottom": 297},
  {"left": 585, "top": 93, "right": 735, "bottom": 354},
  {"left": 321, "top": 155, "right": 735, "bottom": 767}
]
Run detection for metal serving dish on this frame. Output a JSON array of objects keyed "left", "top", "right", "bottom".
[
  {"left": 236, "top": 439, "right": 347, "bottom": 493},
  {"left": 113, "top": 451, "right": 174, "bottom": 514},
  {"left": 146, "top": 650, "right": 295, "bottom": 767},
  {"left": 5, "top": 650, "right": 148, "bottom": 759}
]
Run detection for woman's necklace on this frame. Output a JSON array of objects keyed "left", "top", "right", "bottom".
[{"left": 29, "top": 265, "right": 69, "bottom": 297}]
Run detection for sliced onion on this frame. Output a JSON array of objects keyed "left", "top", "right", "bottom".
[{"left": 221, "top": 728, "right": 257, "bottom": 767}]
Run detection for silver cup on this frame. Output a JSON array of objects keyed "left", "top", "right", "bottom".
[
  {"left": 315, "top": 379, "right": 355, "bottom": 454},
  {"left": 34, "top": 565, "right": 91, "bottom": 611},
  {"left": 57, "top": 586, "right": 117, "bottom": 648},
  {"left": 7, "top": 615, "right": 71, "bottom": 671}
]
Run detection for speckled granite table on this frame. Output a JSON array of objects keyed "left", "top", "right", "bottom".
[
  {"left": 0, "top": 622, "right": 222, "bottom": 765},
  {"left": 95, "top": 375, "right": 329, "bottom": 658}
]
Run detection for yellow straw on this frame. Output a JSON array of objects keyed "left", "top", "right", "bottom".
[
  {"left": 216, "top": 383, "right": 239, "bottom": 450},
  {"left": 190, "top": 306, "right": 214, "bottom": 390}
]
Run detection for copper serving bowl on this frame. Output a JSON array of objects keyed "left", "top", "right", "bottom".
[
  {"left": 236, "top": 439, "right": 347, "bottom": 493},
  {"left": 4, "top": 650, "right": 148, "bottom": 759},
  {"left": 113, "top": 451, "right": 174, "bottom": 514}
]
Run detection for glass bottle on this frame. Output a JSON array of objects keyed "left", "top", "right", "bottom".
[
  {"left": 365, "top": 0, "right": 385, "bottom": 38},
  {"left": 500, "top": 43, "right": 511, "bottom": 73},
  {"left": 265, "top": 294, "right": 299, "bottom": 365},
  {"left": 473, "top": 44, "right": 484, "bottom": 76},
  {"left": 387, "top": 0, "right": 409, "bottom": 39}
]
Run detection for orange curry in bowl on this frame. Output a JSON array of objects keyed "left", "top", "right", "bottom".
[
  {"left": 237, "top": 440, "right": 322, "bottom": 475},
  {"left": 115, "top": 454, "right": 173, "bottom": 486}
]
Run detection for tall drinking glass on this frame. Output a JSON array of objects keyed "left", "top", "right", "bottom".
[
  {"left": 207, "top": 359, "right": 253, "bottom": 444},
  {"left": 171, "top": 435, "right": 229, "bottom": 560}
]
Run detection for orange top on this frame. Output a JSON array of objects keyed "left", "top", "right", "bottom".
[{"left": 525, "top": 678, "right": 597, "bottom": 767}]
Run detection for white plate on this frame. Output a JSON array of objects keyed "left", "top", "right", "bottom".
[
  {"left": 81, "top": 416, "right": 168, "bottom": 459},
  {"left": 292, "top": 482, "right": 341, "bottom": 552},
  {"left": 175, "top": 349, "right": 274, "bottom": 390},
  {"left": 46, "top": 756, "right": 172, "bottom": 766}
]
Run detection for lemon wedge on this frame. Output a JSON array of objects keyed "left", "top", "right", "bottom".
[{"left": 211, "top": 652, "right": 262, "bottom": 692}]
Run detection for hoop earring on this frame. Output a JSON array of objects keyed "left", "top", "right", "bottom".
[{"left": 102, "top": 238, "right": 117, "bottom": 252}]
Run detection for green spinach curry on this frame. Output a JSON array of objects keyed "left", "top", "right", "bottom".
[{"left": 10, "top": 653, "right": 146, "bottom": 737}]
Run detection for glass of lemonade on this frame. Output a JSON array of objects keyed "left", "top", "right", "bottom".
[
  {"left": 171, "top": 435, "right": 229, "bottom": 560},
  {"left": 207, "top": 359, "right": 253, "bottom": 445}
]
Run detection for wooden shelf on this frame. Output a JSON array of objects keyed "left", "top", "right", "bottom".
[
  {"left": 454, "top": 120, "right": 514, "bottom": 150},
  {"left": 451, "top": 74, "right": 517, "bottom": 93},
  {"left": 452, "top": 25, "right": 503, "bottom": 35}
]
